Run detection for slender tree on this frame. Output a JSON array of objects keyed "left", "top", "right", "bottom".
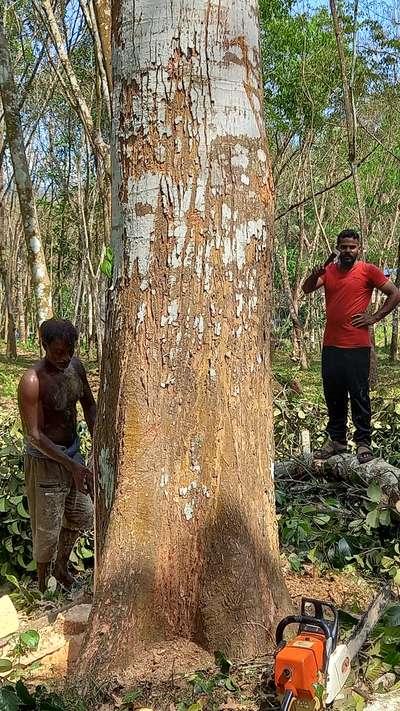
[{"left": 0, "top": 20, "right": 52, "bottom": 324}]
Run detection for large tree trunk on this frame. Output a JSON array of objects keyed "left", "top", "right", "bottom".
[
  {"left": 0, "top": 23, "right": 52, "bottom": 324},
  {"left": 79, "top": 0, "right": 290, "bottom": 679},
  {"left": 390, "top": 216, "right": 400, "bottom": 362}
]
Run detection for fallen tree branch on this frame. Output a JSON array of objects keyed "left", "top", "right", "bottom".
[{"left": 274, "top": 453, "right": 400, "bottom": 509}]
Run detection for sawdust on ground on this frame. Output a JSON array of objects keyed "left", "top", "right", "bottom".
[{"left": 284, "top": 568, "right": 376, "bottom": 610}]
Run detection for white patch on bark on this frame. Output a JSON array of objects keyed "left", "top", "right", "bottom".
[
  {"left": 29, "top": 236, "right": 42, "bottom": 254},
  {"left": 136, "top": 302, "right": 146, "bottom": 328},
  {"left": 214, "top": 322, "right": 222, "bottom": 336},
  {"left": 194, "top": 314, "right": 204, "bottom": 339},
  {"left": 160, "top": 470, "right": 170, "bottom": 487},
  {"left": 236, "top": 293, "right": 244, "bottom": 317},
  {"left": 232, "top": 145, "right": 249, "bottom": 169},
  {"left": 171, "top": 224, "right": 186, "bottom": 268},
  {"left": 161, "top": 299, "right": 179, "bottom": 326},
  {"left": 183, "top": 502, "right": 194, "bottom": 520},
  {"left": 125, "top": 174, "right": 158, "bottom": 278},
  {"left": 32, "top": 263, "right": 46, "bottom": 280}
]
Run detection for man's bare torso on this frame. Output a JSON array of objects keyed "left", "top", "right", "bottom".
[{"left": 27, "top": 357, "right": 84, "bottom": 446}]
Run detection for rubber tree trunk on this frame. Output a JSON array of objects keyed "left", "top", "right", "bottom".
[
  {"left": 79, "top": 0, "right": 290, "bottom": 679},
  {"left": 390, "top": 229, "right": 400, "bottom": 362},
  {"left": 0, "top": 21, "right": 52, "bottom": 324}
]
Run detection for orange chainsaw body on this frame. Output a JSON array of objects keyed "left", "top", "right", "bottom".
[
  {"left": 274, "top": 599, "right": 339, "bottom": 709},
  {"left": 274, "top": 630, "right": 325, "bottom": 701}
]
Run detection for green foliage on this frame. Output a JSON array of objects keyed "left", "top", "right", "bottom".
[
  {"left": 0, "top": 415, "right": 94, "bottom": 592},
  {"left": 260, "top": 4, "right": 344, "bottom": 137},
  {"left": 0, "top": 417, "right": 35, "bottom": 582},
  {"left": 275, "top": 382, "right": 400, "bottom": 581},
  {"left": 0, "top": 681, "right": 66, "bottom": 710},
  {"left": 99, "top": 246, "right": 114, "bottom": 281},
  {"left": 0, "top": 630, "right": 40, "bottom": 684}
]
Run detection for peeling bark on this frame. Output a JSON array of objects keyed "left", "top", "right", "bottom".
[
  {"left": 0, "top": 25, "right": 52, "bottom": 324},
  {"left": 79, "top": 0, "right": 291, "bottom": 677}
]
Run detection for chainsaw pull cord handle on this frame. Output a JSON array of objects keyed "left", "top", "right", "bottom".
[{"left": 275, "top": 614, "right": 333, "bottom": 672}]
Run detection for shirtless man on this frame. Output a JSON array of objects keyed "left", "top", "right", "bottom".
[{"left": 18, "top": 318, "right": 96, "bottom": 592}]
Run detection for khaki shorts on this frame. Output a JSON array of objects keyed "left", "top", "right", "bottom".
[{"left": 25, "top": 454, "right": 93, "bottom": 564}]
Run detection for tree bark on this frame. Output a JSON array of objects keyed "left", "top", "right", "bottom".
[
  {"left": 0, "top": 22, "right": 52, "bottom": 324},
  {"left": 92, "top": 0, "right": 112, "bottom": 98},
  {"left": 79, "top": 0, "right": 290, "bottom": 679},
  {"left": 390, "top": 206, "right": 400, "bottom": 362}
]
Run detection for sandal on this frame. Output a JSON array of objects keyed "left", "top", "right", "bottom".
[
  {"left": 314, "top": 439, "right": 348, "bottom": 461},
  {"left": 357, "top": 444, "right": 375, "bottom": 464}
]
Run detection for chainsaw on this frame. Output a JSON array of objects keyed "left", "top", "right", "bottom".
[{"left": 273, "top": 586, "right": 390, "bottom": 710}]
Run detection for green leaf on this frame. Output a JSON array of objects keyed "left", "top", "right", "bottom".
[
  {"left": 4, "top": 539, "right": 13, "bottom": 554},
  {"left": 366, "top": 658, "right": 386, "bottom": 682},
  {"left": 15, "top": 680, "right": 34, "bottom": 704},
  {"left": 380, "top": 642, "right": 400, "bottom": 667},
  {"left": 338, "top": 610, "right": 360, "bottom": 630},
  {"left": 0, "top": 659, "right": 12, "bottom": 672},
  {"left": 0, "top": 686, "right": 21, "bottom": 711},
  {"left": 16, "top": 502, "right": 30, "bottom": 519},
  {"left": 374, "top": 625, "right": 400, "bottom": 643},
  {"left": 351, "top": 691, "right": 365, "bottom": 711},
  {"left": 365, "top": 509, "right": 380, "bottom": 528},
  {"left": 367, "top": 482, "right": 382, "bottom": 503},
  {"left": 122, "top": 690, "right": 142, "bottom": 703},
  {"left": 393, "top": 568, "right": 400, "bottom": 585},
  {"left": 288, "top": 553, "right": 301, "bottom": 572},
  {"left": 313, "top": 514, "right": 330, "bottom": 525},
  {"left": 379, "top": 510, "right": 391, "bottom": 526},
  {"left": 187, "top": 704, "right": 203, "bottom": 711},
  {"left": 78, "top": 546, "right": 93, "bottom": 559},
  {"left": 380, "top": 556, "right": 394, "bottom": 570},
  {"left": 5, "top": 575, "right": 20, "bottom": 591},
  {"left": 0, "top": 497, "right": 10, "bottom": 513},
  {"left": 383, "top": 605, "right": 400, "bottom": 626},
  {"left": 224, "top": 677, "right": 238, "bottom": 691},
  {"left": 19, "top": 630, "right": 40, "bottom": 650},
  {"left": 214, "top": 650, "right": 232, "bottom": 675}
]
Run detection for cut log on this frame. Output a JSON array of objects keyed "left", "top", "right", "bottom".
[{"left": 274, "top": 453, "right": 400, "bottom": 509}]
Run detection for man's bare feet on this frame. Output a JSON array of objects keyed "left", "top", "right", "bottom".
[{"left": 53, "top": 563, "right": 76, "bottom": 590}]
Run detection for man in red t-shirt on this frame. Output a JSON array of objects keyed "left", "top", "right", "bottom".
[{"left": 302, "top": 229, "right": 399, "bottom": 463}]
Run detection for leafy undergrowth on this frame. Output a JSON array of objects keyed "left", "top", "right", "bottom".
[
  {"left": 0, "top": 653, "right": 281, "bottom": 711},
  {"left": 0, "top": 412, "right": 93, "bottom": 597},
  {"left": 276, "top": 464, "right": 400, "bottom": 584}
]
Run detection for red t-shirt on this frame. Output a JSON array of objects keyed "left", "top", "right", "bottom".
[{"left": 320, "top": 261, "right": 387, "bottom": 348}]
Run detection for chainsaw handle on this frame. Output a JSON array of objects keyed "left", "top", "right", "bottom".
[{"left": 276, "top": 614, "right": 333, "bottom": 671}]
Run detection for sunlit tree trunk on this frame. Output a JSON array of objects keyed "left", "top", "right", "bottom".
[
  {"left": 79, "top": 0, "right": 290, "bottom": 678},
  {"left": 0, "top": 23, "right": 52, "bottom": 324}
]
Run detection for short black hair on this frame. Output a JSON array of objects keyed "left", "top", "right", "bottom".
[
  {"left": 337, "top": 229, "right": 360, "bottom": 244},
  {"left": 39, "top": 318, "right": 78, "bottom": 348}
]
